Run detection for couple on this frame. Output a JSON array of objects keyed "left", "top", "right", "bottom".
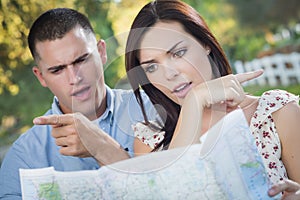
[{"left": 1, "top": 0, "right": 299, "bottom": 199}]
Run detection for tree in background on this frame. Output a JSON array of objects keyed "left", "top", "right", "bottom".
[
  {"left": 0, "top": 0, "right": 119, "bottom": 145},
  {"left": 219, "top": 0, "right": 300, "bottom": 60},
  {"left": 0, "top": 0, "right": 299, "bottom": 146}
]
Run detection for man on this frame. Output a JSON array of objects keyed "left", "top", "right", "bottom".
[{"left": 0, "top": 8, "right": 154, "bottom": 199}]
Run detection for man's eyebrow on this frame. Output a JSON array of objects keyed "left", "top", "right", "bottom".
[
  {"left": 140, "top": 41, "right": 183, "bottom": 65},
  {"left": 47, "top": 53, "right": 90, "bottom": 71},
  {"left": 47, "top": 64, "right": 65, "bottom": 71},
  {"left": 72, "top": 53, "right": 89, "bottom": 64}
]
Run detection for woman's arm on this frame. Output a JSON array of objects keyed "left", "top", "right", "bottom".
[
  {"left": 169, "top": 71, "right": 262, "bottom": 149},
  {"left": 168, "top": 88, "right": 205, "bottom": 148},
  {"left": 134, "top": 138, "right": 153, "bottom": 156},
  {"left": 273, "top": 100, "right": 300, "bottom": 183}
]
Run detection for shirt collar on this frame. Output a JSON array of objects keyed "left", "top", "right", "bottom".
[
  {"left": 51, "top": 96, "right": 63, "bottom": 115},
  {"left": 98, "top": 85, "right": 114, "bottom": 122}
]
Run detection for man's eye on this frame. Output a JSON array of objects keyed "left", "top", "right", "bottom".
[
  {"left": 77, "top": 57, "right": 87, "bottom": 64},
  {"left": 73, "top": 57, "right": 88, "bottom": 67},
  {"left": 144, "top": 63, "right": 158, "bottom": 73},
  {"left": 50, "top": 66, "right": 64, "bottom": 74},
  {"left": 173, "top": 49, "right": 186, "bottom": 58}
]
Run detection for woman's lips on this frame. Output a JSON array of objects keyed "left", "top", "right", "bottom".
[{"left": 172, "top": 82, "right": 192, "bottom": 99}]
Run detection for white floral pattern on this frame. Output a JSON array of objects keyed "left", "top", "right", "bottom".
[
  {"left": 132, "top": 122, "right": 165, "bottom": 149},
  {"left": 250, "top": 89, "right": 299, "bottom": 184}
]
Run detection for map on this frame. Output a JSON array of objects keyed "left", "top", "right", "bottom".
[{"left": 20, "top": 109, "right": 280, "bottom": 199}]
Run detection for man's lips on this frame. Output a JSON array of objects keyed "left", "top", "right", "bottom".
[{"left": 71, "top": 86, "right": 91, "bottom": 100}]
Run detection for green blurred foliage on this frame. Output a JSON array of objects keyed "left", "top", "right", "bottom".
[
  {"left": 0, "top": 0, "right": 120, "bottom": 145},
  {"left": 0, "top": 0, "right": 299, "bottom": 146}
]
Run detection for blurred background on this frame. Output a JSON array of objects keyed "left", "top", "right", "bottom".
[{"left": 0, "top": 0, "right": 299, "bottom": 161}]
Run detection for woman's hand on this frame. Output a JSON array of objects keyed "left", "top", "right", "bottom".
[
  {"left": 189, "top": 70, "right": 263, "bottom": 109},
  {"left": 268, "top": 179, "right": 300, "bottom": 200},
  {"left": 169, "top": 70, "right": 263, "bottom": 149}
]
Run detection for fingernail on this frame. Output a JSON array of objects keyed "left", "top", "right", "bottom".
[
  {"left": 33, "top": 118, "right": 41, "bottom": 124},
  {"left": 268, "top": 188, "right": 275, "bottom": 195}
]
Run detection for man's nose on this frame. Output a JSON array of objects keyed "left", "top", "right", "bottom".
[{"left": 67, "top": 65, "right": 82, "bottom": 85}]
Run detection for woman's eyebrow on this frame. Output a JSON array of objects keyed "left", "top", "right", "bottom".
[
  {"left": 140, "top": 41, "right": 184, "bottom": 65},
  {"left": 166, "top": 41, "right": 183, "bottom": 54},
  {"left": 140, "top": 59, "right": 155, "bottom": 65}
]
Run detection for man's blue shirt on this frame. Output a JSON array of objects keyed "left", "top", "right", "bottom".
[{"left": 0, "top": 86, "right": 154, "bottom": 199}]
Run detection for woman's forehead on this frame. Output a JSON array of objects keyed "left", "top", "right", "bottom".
[{"left": 139, "top": 21, "right": 197, "bottom": 50}]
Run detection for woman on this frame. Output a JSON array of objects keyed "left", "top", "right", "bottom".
[{"left": 125, "top": 0, "right": 300, "bottom": 198}]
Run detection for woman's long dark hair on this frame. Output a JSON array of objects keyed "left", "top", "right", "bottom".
[{"left": 125, "top": 0, "right": 232, "bottom": 150}]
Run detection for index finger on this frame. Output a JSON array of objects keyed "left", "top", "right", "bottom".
[
  {"left": 235, "top": 69, "right": 264, "bottom": 84},
  {"left": 33, "top": 114, "right": 74, "bottom": 126}
]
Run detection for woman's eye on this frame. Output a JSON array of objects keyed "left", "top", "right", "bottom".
[
  {"left": 144, "top": 63, "right": 158, "bottom": 73},
  {"left": 173, "top": 49, "right": 186, "bottom": 58}
]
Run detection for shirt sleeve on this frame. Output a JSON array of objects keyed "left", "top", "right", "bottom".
[
  {"left": 132, "top": 122, "right": 165, "bottom": 149},
  {"left": 0, "top": 143, "right": 29, "bottom": 199}
]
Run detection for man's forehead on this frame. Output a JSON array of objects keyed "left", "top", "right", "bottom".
[{"left": 35, "top": 31, "right": 96, "bottom": 66}]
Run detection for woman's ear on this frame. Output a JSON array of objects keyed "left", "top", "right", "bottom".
[
  {"left": 32, "top": 66, "right": 47, "bottom": 87},
  {"left": 97, "top": 39, "right": 107, "bottom": 65},
  {"left": 206, "top": 48, "right": 211, "bottom": 55}
]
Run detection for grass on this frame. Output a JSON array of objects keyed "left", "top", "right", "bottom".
[{"left": 244, "top": 84, "right": 300, "bottom": 97}]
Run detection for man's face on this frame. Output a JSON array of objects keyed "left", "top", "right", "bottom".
[{"left": 33, "top": 26, "right": 107, "bottom": 120}]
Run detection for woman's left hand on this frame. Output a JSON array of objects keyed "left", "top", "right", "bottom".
[{"left": 268, "top": 179, "right": 300, "bottom": 200}]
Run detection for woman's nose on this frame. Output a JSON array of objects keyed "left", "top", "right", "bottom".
[{"left": 163, "top": 64, "right": 179, "bottom": 80}]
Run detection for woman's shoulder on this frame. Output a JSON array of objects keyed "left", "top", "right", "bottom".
[
  {"left": 260, "top": 89, "right": 299, "bottom": 103},
  {"left": 251, "top": 89, "right": 299, "bottom": 121},
  {"left": 258, "top": 89, "right": 299, "bottom": 111}
]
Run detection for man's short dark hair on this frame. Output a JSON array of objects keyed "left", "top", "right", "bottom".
[{"left": 28, "top": 8, "right": 94, "bottom": 60}]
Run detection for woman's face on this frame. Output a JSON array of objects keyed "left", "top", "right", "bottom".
[{"left": 138, "top": 21, "right": 213, "bottom": 105}]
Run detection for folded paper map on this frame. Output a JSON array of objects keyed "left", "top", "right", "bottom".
[{"left": 20, "top": 109, "right": 279, "bottom": 199}]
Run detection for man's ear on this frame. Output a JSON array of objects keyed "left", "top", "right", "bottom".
[
  {"left": 32, "top": 66, "right": 47, "bottom": 87},
  {"left": 97, "top": 39, "right": 107, "bottom": 65}
]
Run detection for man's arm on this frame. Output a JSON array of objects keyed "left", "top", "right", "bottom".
[{"left": 0, "top": 145, "right": 27, "bottom": 199}]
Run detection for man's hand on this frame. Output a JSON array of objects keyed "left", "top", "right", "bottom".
[
  {"left": 33, "top": 113, "right": 130, "bottom": 165},
  {"left": 33, "top": 113, "right": 92, "bottom": 157}
]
